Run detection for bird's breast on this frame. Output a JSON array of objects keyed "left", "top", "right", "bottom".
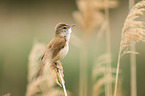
[{"left": 56, "top": 43, "right": 69, "bottom": 60}]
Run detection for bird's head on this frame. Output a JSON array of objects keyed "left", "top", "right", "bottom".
[{"left": 55, "top": 22, "right": 75, "bottom": 39}]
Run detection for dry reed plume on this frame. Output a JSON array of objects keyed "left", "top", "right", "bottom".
[
  {"left": 28, "top": 43, "right": 46, "bottom": 82},
  {"left": 26, "top": 43, "right": 68, "bottom": 96},
  {"left": 73, "top": 0, "right": 118, "bottom": 96},
  {"left": 114, "top": 1, "right": 145, "bottom": 96},
  {"left": 73, "top": 0, "right": 118, "bottom": 38},
  {"left": 92, "top": 54, "right": 116, "bottom": 96}
]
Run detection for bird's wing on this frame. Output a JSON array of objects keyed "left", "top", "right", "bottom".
[
  {"left": 42, "top": 37, "right": 66, "bottom": 61},
  {"left": 36, "top": 37, "right": 66, "bottom": 78}
]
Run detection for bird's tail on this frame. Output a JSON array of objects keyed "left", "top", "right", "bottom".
[{"left": 36, "top": 63, "right": 45, "bottom": 79}]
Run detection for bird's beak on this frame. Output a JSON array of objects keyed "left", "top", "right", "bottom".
[{"left": 69, "top": 24, "right": 75, "bottom": 28}]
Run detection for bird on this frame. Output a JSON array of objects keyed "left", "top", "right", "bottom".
[{"left": 36, "top": 22, "right": 75, "bottom": 78}]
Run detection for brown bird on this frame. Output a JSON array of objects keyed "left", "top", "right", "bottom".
[{"left": 36, "top": 22, "right": 75, "bottom": 78}]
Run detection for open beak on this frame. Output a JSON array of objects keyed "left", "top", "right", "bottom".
[{"left": 69, "top": 24, "right": 75, "bottom": 28}]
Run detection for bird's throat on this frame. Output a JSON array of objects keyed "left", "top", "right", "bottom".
[{"left": 65, "top": 28, "right": 72, "bottom": 42}]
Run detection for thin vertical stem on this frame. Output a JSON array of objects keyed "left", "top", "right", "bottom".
[
  {"left": 130, "top": 45, "right": 137, "bottom": 96},
  {"left": 79, "top": 43, "right": 84, "bottom": 96},
  {"left": 59, "top": 70, "right": 67, "bottom": 96},
  {"left": 114, "top": 1, "right": 137, "bottom": 96},
  {"left": 104, "top": 0, "right": 112, "bottom": 96},
  {"left": 129, "top": 0, "right": 137, "bottom": 96},
  {"left": 84, "top": 44, "right": 88, "bottom": 96},
  {"left": 79, "top": 56, "right": 83, "bottom": 96},
  {"left": 79, "top": 36, "right": 88, "bottom": 96},
  {"left": 114, "top": 20, "right": 126, "bottom": 96},
  {"left": 113, "top": 48, "right": 121, "bottom": 96}
]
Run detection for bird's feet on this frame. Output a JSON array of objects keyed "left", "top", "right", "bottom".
[
  {"left": 50, "top": 61, "right": 64, "bottom": 87},
  {"left": 53, "top": 61, "right": 60, "bottom": 72}
]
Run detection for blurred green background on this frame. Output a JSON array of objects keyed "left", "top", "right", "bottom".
[{"left": 0, "top": 0, "right": 145, "bottom": 96}]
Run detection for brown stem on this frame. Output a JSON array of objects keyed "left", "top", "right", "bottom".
[
  {"left": 113, "top": 48, "right": 122, "bottom": 96},
  {"left": 129, "top": 1, "right": 137, "bottom": 96},
  {"left": 104, "top": 0, "right": 112, "bottom": 96}
]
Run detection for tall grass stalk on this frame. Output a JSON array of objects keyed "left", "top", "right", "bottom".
[
  {"left": 59, "top": 70, "right": 67, "bottom": 96},
  {"left": 113, "top": 48, "right": 121, "bottom": 96},
  {"left": 129, "top": 0, "right": 137, "bottom": 96},
  {"left": 79, "top": 36, "right": 88, "bottom": 96},
  {"left": 73, "top": 0, "right": 118, "bottom": 96},
  {"left": 114, "top": 1, "right": 145, "bottom": 96},
  {"left": 26, "top": 43, "right": 67, "bottom": 96},
  {"left": 130, "top": 45, "right": 137, "bottom": 96},
  {"left": 104, "top": 0, "right": 112, "bottom": 96},
  {"left": 92, "top": 54, "right": 115, "bottom": 96}
]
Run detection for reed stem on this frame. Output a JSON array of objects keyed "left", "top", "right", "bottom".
[
  {"left": 130, "top": 45, "right": 137, "bottom": 96},
  {"left": 113, "top": 48, "right": 121, "bottom": 96},
  {"left": 59, "top": 70, "right": 67, "bottom": 96},
  {"left": 79, "top": 36, "right": 88, "bottom": 96},
  {"left": 104, "top": 0, "right": 112, "bottom": 96},
  {"left": 129, "top": 0, "right": 137, "bottom": 96}
]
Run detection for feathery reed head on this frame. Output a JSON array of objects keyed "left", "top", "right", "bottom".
[
  {"left": 28, "top": 43, "right": 46, "bottom": 82},
  {"left": 120, "top": 1, "right": 145, "bottom": 56},
  {"left": 26, "top": 42, "right": 68, "bottom": 96},
  {"left": 114, "top": 1, "right": 145, "bottom": 96},
  {"left": 93, "top": 54, "right": 116, "bottom": 96},
  {"left": 73, "top": 0, "right": 118, "bottom": 37}
]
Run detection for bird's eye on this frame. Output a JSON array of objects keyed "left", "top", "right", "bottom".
[{"left": 63, "top": 27, "right": 67, "bottom": 29}]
